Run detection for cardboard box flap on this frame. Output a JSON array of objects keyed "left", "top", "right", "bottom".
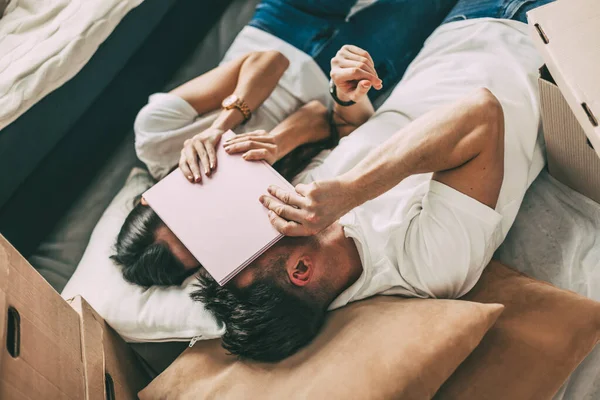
[
  {"left": 528, "top": 0, "right": 600, "bottom": 157},
  {"left": 68, "top": 296, "right": 151, "bottom": 399}
]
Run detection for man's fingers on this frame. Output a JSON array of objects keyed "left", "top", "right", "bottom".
[
  {"left": 193, "top": 141, "right": 211, "bottom": 176},
  {"left": 337, "top": 60, "right": 382, "bottom": 89},
  {"left": 260, "top": 195, "right": 306, "bottom": 222},
  {"left": 179, "top": 153, "right": 194, "bottom": 182},
  {"left": 294, "top": 183, "right": 313, "bottom": 196},
  {"left": 267, "top": 185, "right": 307, "bottom": 208},
  {"left": 340, "top": 49, "right": 373, "bottom": 66},
  {"left": 351, "top": 80, "right": 373, "bottom": 100},
  {"left": 243, "top": 149, "right": 270, "bottom": 161},
  {"left": 267, "top": 210, "right": 308, "bottom": 237},
  {"left": 339, "top": 54, "right": 377, "bottom": 78},
  {"left": 334, "top": 68, "right": 381, "bottom": 89},
  {"left": 343, "top": 45, "right": 374, "bottom": 66},
  {"left": 184, "top": 146, "right": 202, "bottom": 182}
]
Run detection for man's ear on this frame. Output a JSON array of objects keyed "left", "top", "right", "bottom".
[
  {"left": 288, "top": 256, "right": 313, "bottom": 287},
  {"left": 141, "top": 197, "right": 149, "bottom": 206}
]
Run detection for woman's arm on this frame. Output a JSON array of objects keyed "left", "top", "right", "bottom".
[
  {"left": 177, "top": 50, "right": 290, "bottom": 182},
  {"left": 223, "top": 100, "right": 330, "bottom": 164},
  {"left": 171, "top": 50, "right": 289, "bottom": 118}
]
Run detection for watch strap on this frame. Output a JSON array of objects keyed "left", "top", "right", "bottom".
[
  {"left": 329, "top": 79, "right": 356, "bottom": 107},
  {"left": 234, "top": 98, "right": 252, "bottom": 123}
]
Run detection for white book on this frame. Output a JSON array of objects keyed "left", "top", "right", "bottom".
[{"left": 143, "top": 130, "right": 293, "bottom": 285}]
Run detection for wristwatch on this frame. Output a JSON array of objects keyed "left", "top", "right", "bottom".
[
  {"left": 329, "top": 79, "right": 356, "bottom": 107},
  {"left": 222, "top": 94, "right": 252, "bottom": 123}
]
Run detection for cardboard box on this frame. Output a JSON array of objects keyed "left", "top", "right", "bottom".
[
  {"left": 0, "top": 234, "right": 150, "bottom": 399},
  {"left": 0, "top": 234, "right": 87, "bottom": 399},
  {"left": 528, "top": 0, "right": 600, "bottom": 204},
  {"left": 68, "top": 296, "right": 150, "bottom": 400}
]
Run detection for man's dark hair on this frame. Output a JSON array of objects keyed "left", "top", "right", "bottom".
[
  {"left": 111, "top": 199, "right": 198, "bottom": 287},
  {"left": 191, "top": 253, "right": 327, "bottom": 362}
]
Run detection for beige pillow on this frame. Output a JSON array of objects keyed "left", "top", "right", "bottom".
[
  {"left": 140, "top": 297, "right": 503, "bottom": 400},
  {"left": 435, "top": 261, "right": 600, "bottom": 399}
]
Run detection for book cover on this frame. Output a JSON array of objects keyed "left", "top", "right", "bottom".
[{"left": 143, "top": 130, "right": 293, "bottom": 285}]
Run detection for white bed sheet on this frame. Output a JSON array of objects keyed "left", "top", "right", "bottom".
[
  {"left": 495, "top": 170, "right": 600, "bottom": 400},
  {"left": 0, "top": 0, "right": 143, "bottom": 130}
]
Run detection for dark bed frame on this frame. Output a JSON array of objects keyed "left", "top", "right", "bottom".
[{"left": 0, "top": 0, "right": 232, "bottom": 257}]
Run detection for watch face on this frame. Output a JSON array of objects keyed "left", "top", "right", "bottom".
[{"left": 222, "top": 94, "right": 238, "bottom": 108}]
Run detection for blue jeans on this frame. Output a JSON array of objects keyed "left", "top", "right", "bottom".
[
  {"left": 249, "top": 0, "right": 457, "bottom": 103},
  {"left": 443, "top": 0, "right": 554, "bottom": 24}
]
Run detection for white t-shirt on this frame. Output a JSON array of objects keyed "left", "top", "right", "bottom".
[
  {"left": 293, "top": 19, "right": 545, "bottom": 308},
  {"left": 134, "top": 26, "right": 331, "bottom": 179}
]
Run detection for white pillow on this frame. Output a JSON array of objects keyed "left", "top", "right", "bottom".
[{"left": 61, "top": 168, "right": 225, "bottom": 342}]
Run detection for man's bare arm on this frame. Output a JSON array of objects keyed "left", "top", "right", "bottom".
[
  {"left": 342, "top": 87, "right": 505, "bottom": 209},
  {"left": 261, "top": 88, "right": 505, "bottom": 236}
]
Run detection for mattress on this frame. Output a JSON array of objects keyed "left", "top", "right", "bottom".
[{"left": 0, "top": 0, "right": 144, "bottom": 130}]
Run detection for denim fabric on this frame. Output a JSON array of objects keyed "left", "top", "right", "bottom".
[
  {"left": 249, "top": 0, "right": 458, "bottom": 102},
  {"left": 443, "top": 0, "right": 555, "bottom": 24}
]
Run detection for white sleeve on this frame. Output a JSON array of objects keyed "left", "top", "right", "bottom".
[
  {"left": 134, "top": 93, "right": 215, "bottom": 180},
  {"left": 395, "top": 181, "right": 503, "bottom": 299},
  {"left": 291, "top": 149, "right": 332, "bottom": 185}
]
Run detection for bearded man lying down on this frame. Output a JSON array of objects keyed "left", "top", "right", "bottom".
[{"left": 191, "top": 0, "right": 551, "bottom": 362}]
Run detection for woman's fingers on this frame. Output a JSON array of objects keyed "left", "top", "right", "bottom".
[
  {"left": 243, "top": 149, "right": 270, "bottom": 162},
  {"left": 205, "top": 141, "right": 217, "bottom": 171},
  {"left": 224, "top": 134, "right": 274, "bottom": 146},
  {"left": 184, "top": 145, "right": 202, "bottom": 182},
  {"left": 179, "top": 151, "right": 194, "bottom": 182},
  {"left": 191, "top": 141, "right": 210, "bottom": 176},
  {"left": 225, "top": 140, "right": 275, "bottom": 155},
  {"left": 225, "top": 130, "right": 267, "bottom": 140}
]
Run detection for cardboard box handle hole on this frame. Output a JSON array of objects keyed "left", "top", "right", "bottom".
[
  {"left": 582, "top": 103, "right": 598, "bottom": 127},
  {"left": 105, "top": 373, "right": 115, "bottom": 400},
  {"left": 6, "top": 307, "right": 20, "bottom": 358},
  {"left": 534, "top": 23, "right": 549, "bottom": 44}
]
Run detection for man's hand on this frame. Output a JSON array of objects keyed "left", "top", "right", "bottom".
[
  {"left": 223, "top": 130, "right": 280, "bottom": 165},
  {"left": 259, "top": 180, "right": 357, "bottom": 236},
  {"left": 179, "top": 127, "right": 224, "bottom": 182},
  {"left": 330, "top": 45, "right": 383, "bottom": 103}
]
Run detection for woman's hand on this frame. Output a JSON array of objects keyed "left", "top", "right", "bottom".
[
  {"left": 223, "top": 130, "right": 280, "bottom": 165},
  {"left": 259, "top": 179, "right": 357, "bottom": 236},
  {"left": 330, "top": 45, "right": 382, "bottom": 103},
  {"left": 179, "top": 127, "right": 224, "bottom": 182}
]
